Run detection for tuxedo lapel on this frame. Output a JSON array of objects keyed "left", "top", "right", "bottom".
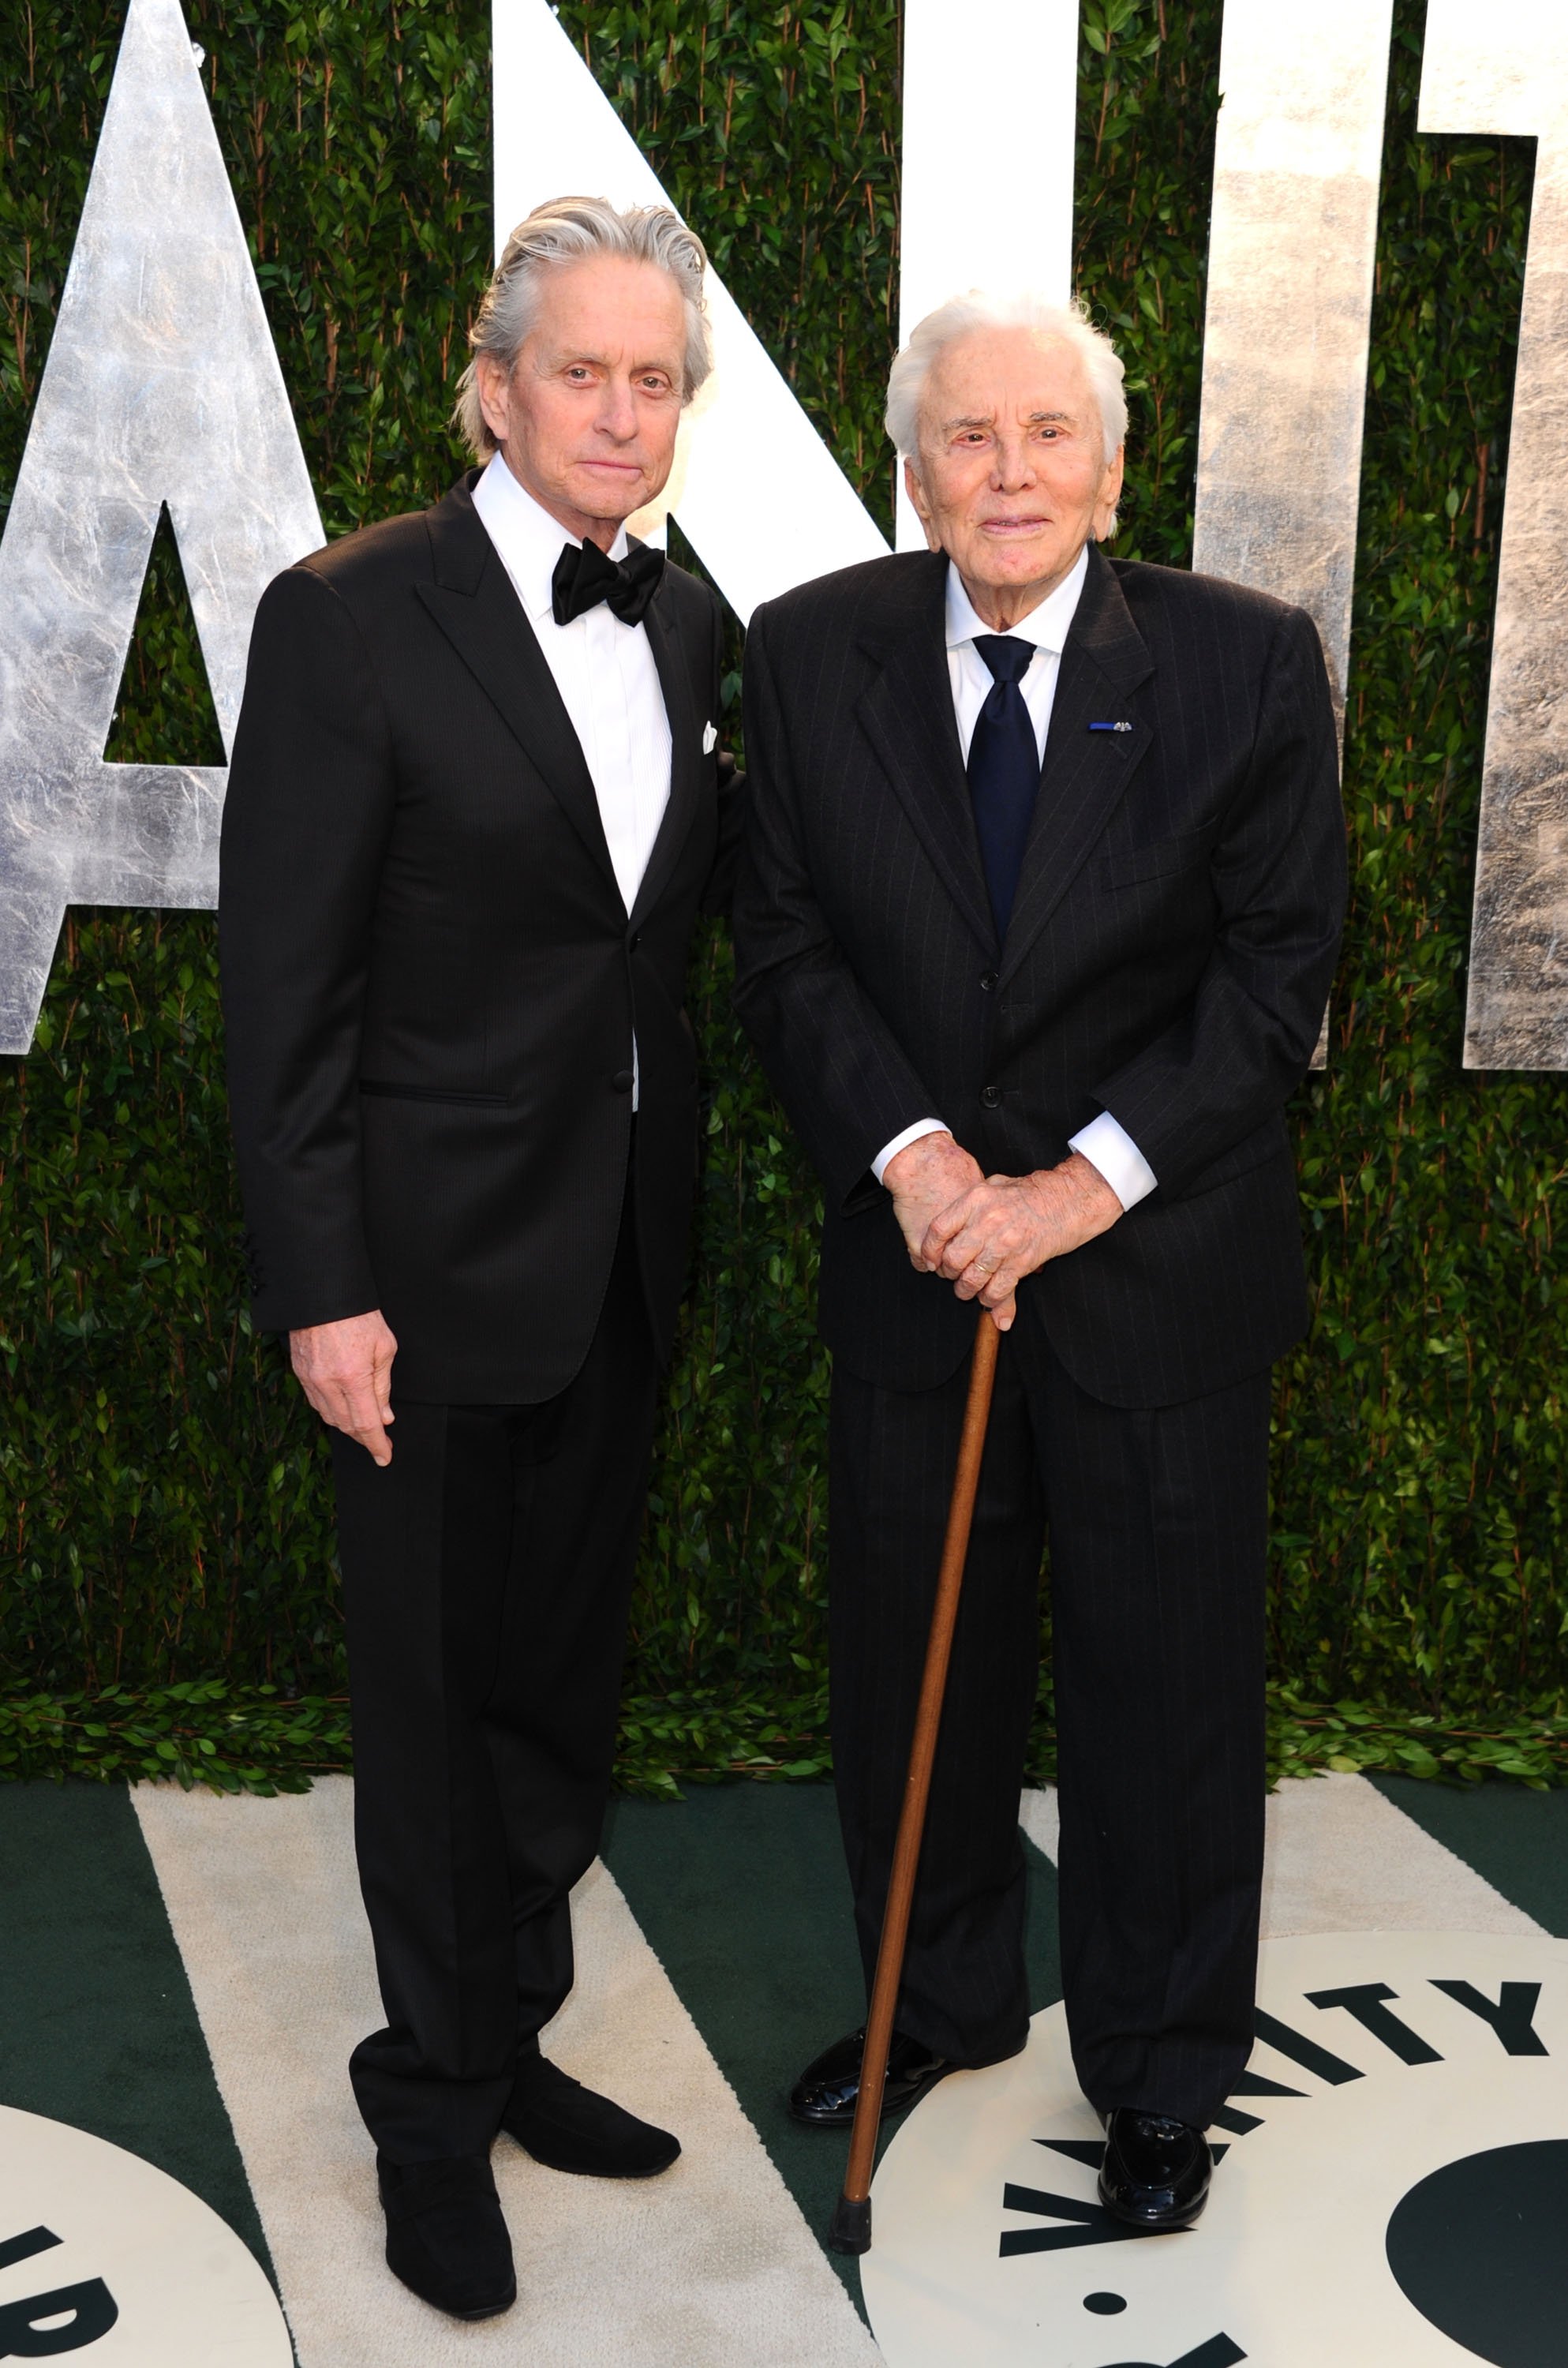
[
  {"left": 999, "top": 549, "right": 1154, "bottom": 987},
  {"left": 630, "top": 571, "right": 702, "bottom": 931},
  {"left": 417, "top": 478, "right": 619, "bottom": 899},
  {"left": 855, "top": 556, "right": 997, "bottom": 957}
]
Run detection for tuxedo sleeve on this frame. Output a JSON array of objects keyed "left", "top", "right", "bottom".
[
  {"left": 1093, "top": 603, "right": 1346, "bottom": 1197},
  {"left": 219, "top": 564, "right": 395, "bottom": 1333},
  {"left": 732, "top": 603, "right": 944, "bottom": 1214}
]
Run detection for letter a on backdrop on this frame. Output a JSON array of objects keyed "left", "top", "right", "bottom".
[
  {"left": 0, "top": 0, "right": 322, "bottom": 1055},
  {"left": 491, "top": 0, "right": 887, "bottom": 623}
]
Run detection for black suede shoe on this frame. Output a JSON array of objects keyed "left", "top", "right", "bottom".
[
  {"left": 788, "top": 2028, "right": 953, "bottom": 2127},
  {"left": 501, "top": 2055, "right": 680, "bottom": 2179},
  {"left": 376, "top": 2153, "right": 515, "bottom": 2320},
  {"left": 1097, "top": 2109, "right": 1213, "bottom": 2231}
]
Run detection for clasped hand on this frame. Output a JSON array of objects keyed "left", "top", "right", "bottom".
[{"left": 883, "top": 1132, "right": 1123, "bottom": 1331}]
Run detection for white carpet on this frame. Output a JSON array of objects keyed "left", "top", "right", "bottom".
[
  {"left": 129, "top": 1767, "right": 1542, "bottom": 2364},
  {"left": 132, "top": 1778, "right": 880, "bottom": 2368},
  {"left": 1018, "top": 1769, "right": 1544, "bottom": 1935}
]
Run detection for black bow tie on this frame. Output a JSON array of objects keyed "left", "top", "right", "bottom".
[{"left": 551, "top": 537, "right": 665, "bottom": 628}]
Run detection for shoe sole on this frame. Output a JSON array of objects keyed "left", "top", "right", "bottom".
[
  {"left": 452, "top": 2292, "right": 518, "bottom": 2321},
  {"left": 387, "top": 2265, "right": 518, "bottom": 2321},
  {"left": 1096, "top": 2184, "right": 1210, "bottom": 2233},
  {"left": 506, "top": 2133, "right": 682, "bottom": 2180},
  {"left": 788, "top": 2063, "right": 955, "bottom": 2130}
]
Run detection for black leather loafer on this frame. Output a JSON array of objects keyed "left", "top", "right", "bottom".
[
  {"left": 502, "top": 2055, "right": 680, "bottom": 2179},
  {"left": 789, "top": 2027, "right": 953, "bottom": 2127},
  {"left": 377, "top": 2153, "right": 515, "bottom": 2320},
  {"left": 1098, "top": 2108, "right": 1213, "bottom": 2231}
]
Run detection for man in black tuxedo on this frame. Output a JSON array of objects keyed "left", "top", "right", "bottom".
[
  {"left": 734, "top": 293, "right": 1345, "bottom": 2234},
  {"left": 219, "top": 197, "right": 737, "bottom": 2319}
]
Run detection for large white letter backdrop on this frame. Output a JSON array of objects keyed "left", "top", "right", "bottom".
[
  {"left": 894, "top": 0, "right": 1078, "bottom": 549},
  {"left": 491, "top": 0, "right": 888, "bottom": 617},
  {"left": 1420, "top": 0, "right": 1568, "bottom": 1070},
  {"left": 0, "top": 0, "right": 1562, "bottom": 1064},
  {"left": 0, "top": 0, "right": 320, "bottom": 1054}
]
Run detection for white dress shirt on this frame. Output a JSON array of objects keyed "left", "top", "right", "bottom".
[
  {"left": 473, "top": 452, "right": 672, "bottom": 1103},
  {"left": 870, "top": 547, "right": 1157, "bottom": 1212}
]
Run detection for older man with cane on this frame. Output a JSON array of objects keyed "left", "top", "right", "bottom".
[{"left": 733, "top": 292, "right": 1345, "bottom": 2240}]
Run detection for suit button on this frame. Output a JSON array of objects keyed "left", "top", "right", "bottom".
[
  {"left": 612, "top": 1069, "right": 634, "bottom": 1093},
  {"left": 980, "top": 1085, "right": 1001, "bottom": 1109},
  {"left": 979, "top": 971, "right": 998, "bottom": 993},
  {"left": 629, "top": 931, "right": 642, "bottom": 951}
]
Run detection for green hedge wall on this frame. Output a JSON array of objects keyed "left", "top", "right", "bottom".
[{"left": 2, "top": 0, "right": 1566, "bottom": 1775}]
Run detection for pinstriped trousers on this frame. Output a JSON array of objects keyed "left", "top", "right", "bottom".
[{"left": 829, "top": 1321, "right": 1271, "bottom": 2129}]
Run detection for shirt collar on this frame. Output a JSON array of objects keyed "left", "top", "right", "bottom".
[
  {"left": 471, "top": 451, "right": 630, "bottom": 621},
  {"left": 944, "top": 541, "right": 1091, "bottom": 657}
]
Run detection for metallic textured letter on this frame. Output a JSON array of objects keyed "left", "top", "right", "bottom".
[
  {"left": 896, "top": 0, "right": 1079, "bottom": 549},
  {"left": 1420, "top": 2, "right": 1568, "bottom": 1069},
  {"left": 1192, "top": 0, "right": 1394, "bottom": 738},
  {"left": 1192, "top": 0, "right": 1394, "bottom": 1068},
  {"left": 0, "top": 0, "right": 322, "bottom": 1054},
  {"left": 492, "top": 0, "right": 887, "bottom": 622}
]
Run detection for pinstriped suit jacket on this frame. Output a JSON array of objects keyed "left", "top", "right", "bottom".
[{"left": 732, "top": 545, "right": 1347, "bottom": 1408}]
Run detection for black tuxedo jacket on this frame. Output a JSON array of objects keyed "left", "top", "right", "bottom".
[
  {"left": 219, "top": 472, "right": 736, "bottom": 1403},
  {"left": 733, "top": 545, "right": 1346, "bottom": 1408}
]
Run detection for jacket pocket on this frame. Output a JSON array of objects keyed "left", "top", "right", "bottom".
[
  {"left": 1169, "top": 1122, "right": 1289, "bottom": 1204},
  {"left": 358, "top": 1080, "right": 510, "bottom": 1107},
  {"left": 1099, "top": 829, "right": 1211, "bottom": 890}
]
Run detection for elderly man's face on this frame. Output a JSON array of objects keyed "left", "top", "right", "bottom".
[
  {"left": 476, "top": 255, "right": 687, "bottom": 549},
  {"left": 906, "top": 329, "right": 1124, "bottom": 621}
]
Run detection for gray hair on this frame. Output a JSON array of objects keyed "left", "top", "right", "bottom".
[
  {"left": 886, "top": 291, "right": 1128, "bottom": 535},
  {"left": 454, "top": 195, "right": 713, "bottom": 460}
]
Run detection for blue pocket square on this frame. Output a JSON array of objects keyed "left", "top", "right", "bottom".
[{"left": 1090, "top": 721, "right": 1134, "bottom": 733}]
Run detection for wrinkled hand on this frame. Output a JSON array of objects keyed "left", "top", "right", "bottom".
[
  {"left": 882, "top": 1130, "right": 1016, "bottom": 1329},
  {"left": 921, "top": 1152, "right": 1124, "bottom": 1328},
  {"left": 883, "top": 1131, "right": 985, "bottom": 1268},
  {"left": 290, "top": 1309, "right": 399, "bottom": 1466}
]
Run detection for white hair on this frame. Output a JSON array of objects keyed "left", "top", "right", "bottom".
[
  {"left": 454, "top": 195, "right": 713, "bottom": 460},
  {"left": 885, "top": 291, "right": 1128, "bottom": 537}
]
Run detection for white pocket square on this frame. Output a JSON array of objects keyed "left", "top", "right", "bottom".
[{"left": 702, "top": 721, "right": 718, "bottom": 755}]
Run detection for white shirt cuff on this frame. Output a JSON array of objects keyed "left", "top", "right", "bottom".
[
  {"left": 871, "top": 1118, "right": 949, "bottom": 1186},
  {"left": 1067, "top": 1111, "right": 1157, "bottom": 1210}
]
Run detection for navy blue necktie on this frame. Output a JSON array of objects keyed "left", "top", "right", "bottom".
[{"left": 967, "top": 635, "right": 1039, "bottom": 937}]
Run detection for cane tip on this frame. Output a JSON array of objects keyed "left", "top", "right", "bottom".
[{"left": 828, "top": 2193, "right": 872, "bottom": 2255}]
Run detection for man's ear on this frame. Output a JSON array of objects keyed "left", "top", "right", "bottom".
[
  {"left": 1093, "top": 442, "right": 1126, "bottom": 541},
  {"left": 904, "top": 457, "right": 941, "bottom": 554},
  {"left": 474, "top": 352, "right": 512, "bottom": 448}
]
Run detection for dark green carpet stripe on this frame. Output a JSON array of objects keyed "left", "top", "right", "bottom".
[
  {"left": 1368, "top": 1774, "right": 1568, "bottom": 1936},
  {"left": 601, "top": 1782, "right": 1061, "bottom": 2304},
  {"left": 0, "top": 1781, "right": 273, "bottom": 2272}
]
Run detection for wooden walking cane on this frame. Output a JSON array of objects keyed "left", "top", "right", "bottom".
[{"left": 828, "top": 1310, "right": 1002, "bottom": 2256}]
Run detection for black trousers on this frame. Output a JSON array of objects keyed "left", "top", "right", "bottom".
[
  {"left": 829, "top": 1320, "right": 1270, "bottom": 2130},
  {"left": 332, "top": 1200, "right": 658, "bottom": 2162}
]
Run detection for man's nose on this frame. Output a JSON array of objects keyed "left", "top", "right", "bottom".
[
  {"left": 990, "top": 438, "right": 1037, "bottom": 491},
  {"left": 597, "top": 377, "right": 639, "bottom": 440}
]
